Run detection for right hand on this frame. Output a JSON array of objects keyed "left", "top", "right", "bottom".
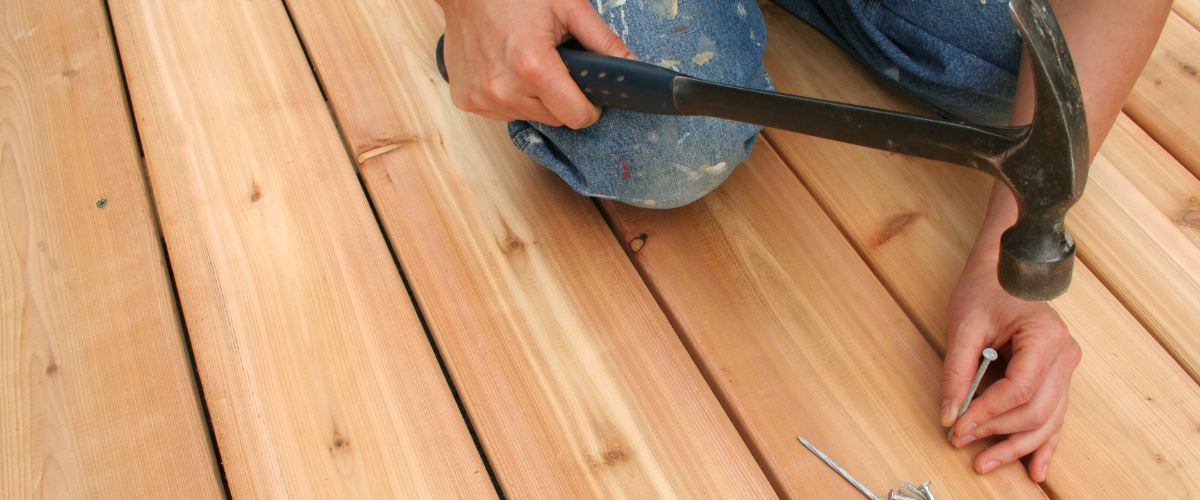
[{"left": 439, "top": 0, "right": 636, "bottom": 128}]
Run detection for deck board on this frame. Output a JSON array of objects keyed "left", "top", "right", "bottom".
[
  {"left": 1173, "top": 0, "right": 1200, "bottom": 32},
  {"left": 0, "top": 0, "right": 225, "bottom": 498},
  {"left": 1103, "top": 114, "right": 1200, "bottom": 250},
  {"left": 1125, "top": 13, "right": 1200, "bottom": 180},
  {"left": 105, "top": 0, "right": 497, "bottom": 498},
  {"left": 600, "top": 143, "right": 1047, "bottom": 499},
  {"left": 758, "top": 5, "right": 1200, "bottom": 498},
  {"left": 280, "top": 0, "right": 780, "bottom": 497}
]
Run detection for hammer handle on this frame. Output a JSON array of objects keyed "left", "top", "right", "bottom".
[{"left": 436, "top": 35, "right": 682, "bottom": 115}]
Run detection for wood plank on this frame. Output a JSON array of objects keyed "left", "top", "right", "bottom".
[
  {"left": 1125, "top": 13, "right": 1200, "bottom": 179},
  {"left": 106, "top": 0, "right": 498, "bottom": 498},
  {"left": 600, "top": 142, "right": 1047, "bottom": 499},
  {"left": 1102, "top": 115, "right": 1200, "bottom": 250},
  {"left": 0, "top": 0, "right": 224, "bottom": 498},
  {"left": 1174, "top": 0, "right": 1200, "bottom": 30},
  {"left": 758, "top": 5, "right": 1200, "bottom": 498},
  {"left": 281, "top": 0, "right": 778, "bottom": 497},
  {"left": 1068, "top": 118, "right": 1200, "bottom": 383}
]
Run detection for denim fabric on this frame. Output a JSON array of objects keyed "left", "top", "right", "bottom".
[{"left": 510, "top": 0, "right": 1023, "bottom": 209}]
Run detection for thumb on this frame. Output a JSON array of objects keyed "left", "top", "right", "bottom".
[
  {"left": 940, "top": 321, "right": 990, "bottom": 428},
  {"left": 562, "top": 1, "right": 637, "bottom": 60}
]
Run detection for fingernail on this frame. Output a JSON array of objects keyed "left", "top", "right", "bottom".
[
  {"left": 626, "top": 54, "right": 640, "bottom": 61},
  {"left": 939, "top": 400, "right": 952, "bottom": 426},
  {"left": 961, "top": 422, "right": 977, "bottom": 436},
  {"left": 1040, "top": 464, "right": 1049, "bottom": 482},
  {"left": 982, "top": 460, "right": 1001, "bottom": 473},
  {"left": 956, "top": 435, "right": 976, "bottom": 448}
]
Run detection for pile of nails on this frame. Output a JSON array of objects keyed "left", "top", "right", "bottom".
[{"left": 888, "top": 481, "right": 936, "bottom": 500}]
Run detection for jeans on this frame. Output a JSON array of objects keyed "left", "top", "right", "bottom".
[{"left": 509, "top": 0, "right": 1023, "bottom": 209}]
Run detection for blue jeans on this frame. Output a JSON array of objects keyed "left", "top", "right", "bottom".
[{"left": 510, "top": 0, "right": 1022, "bottom": 209}]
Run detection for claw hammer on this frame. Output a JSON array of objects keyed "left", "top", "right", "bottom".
[{"left": 436, "top": 0, "right": 1088, "bottom": 301}]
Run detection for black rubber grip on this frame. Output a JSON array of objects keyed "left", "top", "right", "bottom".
[{"left": 436, "top": 35, "right": 681, "bottom": 116}]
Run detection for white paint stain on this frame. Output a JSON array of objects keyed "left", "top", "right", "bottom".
[
  {"left": 527, "top": 135, "right": 544, "bottom": 144},
  {"left": 676, "top": 132, "right": 691, "bottom": 145},
  {"left": 649, "top": 0, "right": 678, "bottom": 19},
  {"left": 883, "top": 67, "right": 900, "bottom": 80},
  {"left": 736, "top": 3, "right": 747, "bottom": 17},
  {"left": 600, "top": 0, "right": 627, "bottom": 15},
  {"left": 671, "top": 163, "right": 704, "bottom": 180},
  {"left": 620, "top": 8, "right": 629, "bottom": 37},
  {"left": 703, "top": 161, "right": 728, "bottom": 173},
  {"left": 644, "top": 199, "right": 657, "bottom": 206},
  {"left": 655, "top": 59, "right": 682, "bottom": 69},
  {"left": 692, "top": 51, "right": 714, "bottom": 66},
  {"left": 647, "top": 131, "right": 660, "bottom": 143}
]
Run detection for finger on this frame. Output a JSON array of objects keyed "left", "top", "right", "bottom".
[
  {"left": 475, "top": 109, "right": 518, "bottom": 122},
  {"left": 957, "top": 339, "right": 1078, "bottom": 444},
  {"left": 562, "top": 0, "right": 636, "bottom": 59},
  {"left": 973, "top": 394, "right": 1067, "bottom": 476},
  {"left": 508, "top": 43, "right": 598, "bottom": 128},
  {"left": 505, "top": 94, "right": 565, "bottom": 126},
  {"left": 940, "top": 316, "right": 991, "bottom": 427},
  {"left": 954, "top": 320, "right": 1069, "bottom": 435},
  {"left": 1027, "top": 430, "right": 1061, "bottom": 482}
]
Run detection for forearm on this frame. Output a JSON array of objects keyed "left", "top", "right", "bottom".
[{"left": 975, "top": 0, "right": 1172, "bottom": 265}]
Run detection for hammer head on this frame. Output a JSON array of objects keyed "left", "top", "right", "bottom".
[{"left": 993, "top": 0, "right": 1089, "bottom": 301}]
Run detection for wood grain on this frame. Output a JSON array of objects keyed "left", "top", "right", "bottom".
[
  {"left": 107, "top": 0, "right": 497, "bottom": 498},
  {"left": 0, "top": 0, "right": 224, "bottom": 498},
  {"left": 1125, "top": 13, "right": 1200, "bottom": 179},
  {"left": 1174, "top": 0, "right": 1200, "bottom": 30},
  {"left": 281, "top": 0, "right": 778, "bottom": 497},
  {"left": 601, "top": 142, "right": 1047, "bottom": 499},
  {"left": 1102, "top": 115, "right": 1200, "bottom": 250},
  {"left": 1070, "top": 119, "right": 1200, "bottom": 383},
  {"left": 759, "top": 4, "right": 1200, "bottom": 498}
]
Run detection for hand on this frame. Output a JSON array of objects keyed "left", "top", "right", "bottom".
[
  {"left": 940, "top": 183, "right": 1082, "bottom": 483},
  {"left": 438, "top": 0, "right": 635, "bottom": 128}
]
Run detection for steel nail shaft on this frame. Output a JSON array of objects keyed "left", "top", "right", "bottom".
[
  {"left": 948, "top": 348, "right": 999, "bottom": 440},
  {"left": 797, "top": 436, "right": 882, "bottom": 500}
]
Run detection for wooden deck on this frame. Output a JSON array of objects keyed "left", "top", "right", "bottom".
[{"left": 4, "top": 0, "right": 1200, "bottom": 498}]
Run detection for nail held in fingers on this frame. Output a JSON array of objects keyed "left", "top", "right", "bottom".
[{"left": 948, "top": 348, "right": 998, "bottom": 441}]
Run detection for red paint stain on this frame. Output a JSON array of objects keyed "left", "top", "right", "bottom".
[
  {"left": 670, "top": 25, "right": 689, "bottom": 34},
  {"left": 621, "top": 158, "right": 630, "bottom": 180}
]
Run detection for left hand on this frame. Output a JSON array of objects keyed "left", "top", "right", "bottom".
[{"left": 941, "top": 244, "right": 1081, "bottom": 483}]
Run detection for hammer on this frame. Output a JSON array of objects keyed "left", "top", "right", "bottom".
[{"left": 436, "top": 0, "right": 1088, "bottom": 301}]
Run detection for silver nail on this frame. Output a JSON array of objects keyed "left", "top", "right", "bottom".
[
  {"left": 902, "top": 481, "right": 929, "bottom": 500},
  {"left": 948, "top": 348, "right": 999, "bottom": 440},
  {"left": 920, "top": 482, "right": 936, "bottom": 500},
  {"left": 797, "top": 436, "right": 882, "bottom": 500}
]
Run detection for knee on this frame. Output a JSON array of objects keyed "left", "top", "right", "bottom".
[{"left": 610, "top": 116, "right": 761, "bottom": 209}]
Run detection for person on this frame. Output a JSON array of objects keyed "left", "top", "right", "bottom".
[{"left": 436, "top": 0, "right": 1172, "bottom": 482}]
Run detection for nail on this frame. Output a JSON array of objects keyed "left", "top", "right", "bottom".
[
  {"left": 797, "top": 436, "right": 882, "bottom": 500},
  {"left": 1040, "top": 464, "right": 1049, "bottom": 482},
  {"left": 981, "top": 460, "right": 1001, "bottom": 473},
  {"left": 956, "top": 435, "right": 976, "bottom": 447},
  {"left": 947, "top": 348, "right": 998, "bottom": 441},
  {"left": 920, "top": 482, "right": 936, "bottom": 500},
  {"left": 939, "top": 400, "right": 952, "bottom": 426},
  {"left": 902, "top": 481, "right": 928, "bottom": 500},
  {"left": 960, "top": 422, "right": 977, "bottom": 436}
]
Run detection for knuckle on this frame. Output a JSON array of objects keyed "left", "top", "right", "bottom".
[
  {"left": 512, "top": 54, "right": 547, "bottom": 81},
  {"left": 1027, "top": 404, "right": 1052, "bottom": 427},
  {"left": 1012, "top": 382, "right": 1036, "bottom": 405},
  {"left": 1063, "top": 338, "right": 1083, "bottom": 367},
  {"left": 940, "top": 367, "right": 967, "bottom": 388}
]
